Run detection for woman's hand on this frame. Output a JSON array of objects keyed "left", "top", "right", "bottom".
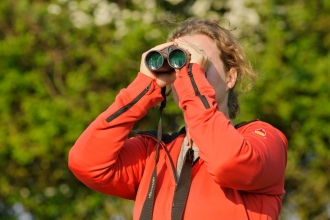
[{"left": 174, "top": 37, "right": 210, "bottom": 72}]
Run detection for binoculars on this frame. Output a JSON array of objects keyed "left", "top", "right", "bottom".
[{"left": 144, "top": 46, "right": 187, "bottom": 73}]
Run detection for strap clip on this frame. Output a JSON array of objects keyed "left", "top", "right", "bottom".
[{"left": 185, "top": 147, "right": 194, "bottom": 166}]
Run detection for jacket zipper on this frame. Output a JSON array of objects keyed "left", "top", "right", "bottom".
[
  {"left": 187, "top": 63, "right": 210, "bottom": 109},
  {"left": 106, "top": 83, "right": 151, "bottom": 122}
]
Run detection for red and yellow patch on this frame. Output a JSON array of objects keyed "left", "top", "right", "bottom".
[{"left": 254, "top": 128, "right": 267, "bottom": 138}]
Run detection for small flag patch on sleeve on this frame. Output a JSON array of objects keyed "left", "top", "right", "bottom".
[{"left": 254, "top": 128, "right": 266, "bottom": 138}]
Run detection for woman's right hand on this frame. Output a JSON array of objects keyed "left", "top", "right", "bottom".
[{"left": 140, "top": 42, "right": 179, "bottom": 88}]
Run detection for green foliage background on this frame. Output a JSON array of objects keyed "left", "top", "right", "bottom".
[{"left": 0, "top": 0, "right": 329, "bottom": 219}]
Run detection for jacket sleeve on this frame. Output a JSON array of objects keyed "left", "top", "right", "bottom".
[
  {"left": 68, "top": 73, "right": 163, "bottom": 200},
  {"left": 173, "top": 64, "right": 288, "bottom": 194}
]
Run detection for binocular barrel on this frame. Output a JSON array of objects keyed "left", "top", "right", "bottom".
[{"left": 144, "top": 46, "right": 187, "bottom": 73}]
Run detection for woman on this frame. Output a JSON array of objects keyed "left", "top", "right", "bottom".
[{"left": 68, "top": 18, "right": 288, "bottom": 219}]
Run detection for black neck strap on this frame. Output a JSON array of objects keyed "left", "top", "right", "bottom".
[
  {"left": 171, "top": 143, "right": 194, "bottom": 220},
  {"left": 140, "top": 87, "right": 195, "bottom": 220},
  {"left": 139, "top": 87, "right": 166, "bottom": 220}
]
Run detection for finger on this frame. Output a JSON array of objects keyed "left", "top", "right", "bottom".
[
  {"left": 177, "top": 39, "right": 209, "bottom": 62},
  {"left": 174, "top": 38, "right": 210, "bottom": 71},
  {"left": 196, "top": 46, "right": 205, "bottom": 54},
  {"left": 175, "top": 41, "right": 206, "bottom": 61},
  {"left": 176, "top": 38, "right": 207, "bottom": 55},
  {"left": 148, "top": 42, "right": 175, "bottom": 52},
  {"left": 175, "top": 38, "right": 203, "bottom": 55}
]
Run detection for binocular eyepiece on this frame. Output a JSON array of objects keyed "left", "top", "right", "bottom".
[{"left": 144, "top": 46, "right": 187, "bottom": 73}]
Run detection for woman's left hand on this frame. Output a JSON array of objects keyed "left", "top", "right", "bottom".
[{"left": 174, "top": 37, "right": 211, "bottom": 72}]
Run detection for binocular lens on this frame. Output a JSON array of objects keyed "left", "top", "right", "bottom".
[
  {"left": 145, "top": 51, "right": 164, "bottom": 70},
  {"left": 169, "top": 50, "right": 186, "bottom": 69}
]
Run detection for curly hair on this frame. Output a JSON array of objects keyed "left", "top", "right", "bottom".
[{"left": 167, "top": 18, "right": 256, "bottom": 119}]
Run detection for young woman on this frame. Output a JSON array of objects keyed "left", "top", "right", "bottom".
[{"left": 69, "top": 18, "right": 288, "bottom": 220}]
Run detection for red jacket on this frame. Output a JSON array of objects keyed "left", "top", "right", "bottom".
[{"left": 69, "top": 64, "right": 288, "bottom": 220}]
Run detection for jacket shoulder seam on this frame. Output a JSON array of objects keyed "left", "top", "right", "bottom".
[
  {"left": 132, "top": 128, "right": 185, "bottom": 144},
  {"left": 234, "top": 119, "right": 260, "bottom": 129}
]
